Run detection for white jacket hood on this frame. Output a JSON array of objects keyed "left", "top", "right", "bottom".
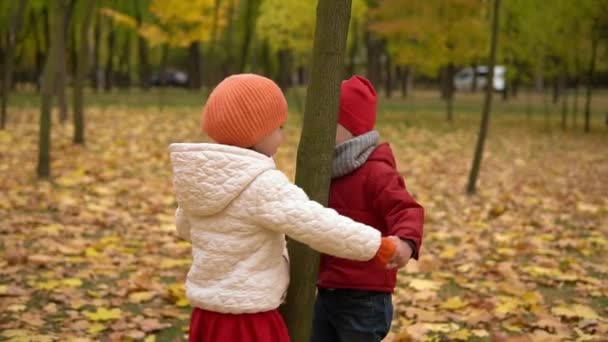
[{"left": 169, "top": 143, "right": 275, "bottom": 216}]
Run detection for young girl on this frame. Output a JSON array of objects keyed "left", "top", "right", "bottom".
[{"left": 169, "top": 74, "right": 398, "bottom": 342}]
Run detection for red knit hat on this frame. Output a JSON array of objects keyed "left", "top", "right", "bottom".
[
  {"left": 338, "top": 75, "right": 377, "bottom": 136},
  {"left": 202, "top": 74, "right": 287, "bottom": 148}
]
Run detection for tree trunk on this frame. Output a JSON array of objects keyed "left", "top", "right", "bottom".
[
  {"left": 400, "top": 65, "right": 410, "bottom": 98},
  {"left": 384, "top": 53, "right": 392, "bottom": 98},
  {"left": 572, "top": 76, "right": 579, "bottom": 127},
  {"left": 117, "top": 34, "right": 131, "bottom": 88},
  {"left": 260, "top": 40, "right": 273, "bottom": 78},
  {"left": 279, "top": 1, "right": 352, "bottom": 341},
  {"left": 104, "top": 21, "right": 115, "bottom": 92},
  {"left": 1, "top": 0, "right": 28, "bottom": 130},
  {"left": 221, "top": 0, "right": 236, "bottom": 77},
  {"left": 552, "top": 75, "right": 560, "bottom": 104},
  {"left": 33, "top": 11, "right": 46, "bottom": 92},
  {"left": 560, "top": 72, "right": 568, "bottom": 130},
  {"left": 74, "top": 0, "right": 96, "bottom": 145},
  {"left": 467, "top": 0, "right": 500, "bottom": 195},
  {"left": 135, "top": 0, "right": 150, "bottom": 90},
  {"left": 365, "top": 30, "right": 382, "bottom": 87},
  {"left": 39, "top": 0, "right": 68, "bottom": 178},
  {"left": 277, "top": 49, "right": 292, "bottom": 91},
  {"left": 188, "top": 42, "right": 202, "bottom": 89},
  {"left": 347, "top": 17, "right": 359, "bottom": 76},
  {"left": 92, "top": 11, "right": 101, "bottom": 92},
  {"left": 238, "top": 0, "right": 259, "bottom": 73},
  {"left": 157, "top": 44, "right": 169, "bottom": 111},
  {"left": 57, "top": 0, "right": 75, "bottom": 124},
  {"left": 471, "top": 63, "right": 478, "bottom": 92},
  {"left": 584, "top": 35, "right": 597, "bottom": 133},
  {"left": 445, "top": 63, "right": 455, "bottom": 122},
  {"left": 205, "top": 0, "right": 222, "bottom": 87}
]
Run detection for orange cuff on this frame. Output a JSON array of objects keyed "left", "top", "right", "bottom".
[{"left": 373, "top": 237, "right": 396, "bottom": 266}]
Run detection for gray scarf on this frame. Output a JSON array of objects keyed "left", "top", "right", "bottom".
[{"left": 331, "top": 131, "right": 379, "bottom": 179}]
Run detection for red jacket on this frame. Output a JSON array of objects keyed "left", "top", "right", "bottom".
[{"left": 317, "top": 143, "right": 424, "bottom": 292}]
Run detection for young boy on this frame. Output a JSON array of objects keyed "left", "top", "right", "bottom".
[{"left": 312, "top": 75, "right": 425, "bottom": 342}]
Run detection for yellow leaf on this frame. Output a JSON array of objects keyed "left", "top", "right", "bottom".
[
  {"left": 129, "top": 291, "right": 156, "bottom": 303},
  {"left": 34, "top": 280, "right": 60, "bottom": 290},
  {"left": 448, "top": 329, "right": 471, "bottom": 341},
  {"left": 551, "top": 304, "right": 599, "bottom": 320},
  {"left": 168, "top": 283, "right": 189, "bottom": 307},
  {"left": 145, "top": 336, "right": 156, "bottom": 342},
  {"left": 409, "top": 279, "right": 442, "bottom": 291},
  {"left": 8, "top": 304, "right": 27, "bottom": 312},
  {"left": 85, "top": 247, "right": 100, "bottom": 257},
  {"left": 84, "top": 308, "right": 122, "bottom": 321},
  {"left": 440, "top": 246, "right": 457, "bottom": 259},
  {"left": 0, "top": 284, "right": 7, "bottom": 294},
  {"left": 159, "top": 258, "right": 191, "bottom": 269},
  {"left": 88, "top": 323, "right": 106, "bottom": 334},
  {"left": 502, "top": 323, "right": 522, "bottom": 333},
  {"left": 440, "top": 296, "right": 468, "bottom": 310},
  {"left": 62, "top": 278, "right": 83, "bottom": 287},
  {"left": 472, "top": 329, "right": 489, "bottom": 337},
  {"left": 39, "top": 223, "right": 63, "bottom": 235}
]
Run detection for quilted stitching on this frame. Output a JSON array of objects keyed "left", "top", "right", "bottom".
[{"left": 169, "top": 143, "right": 382, "bottom": 314}]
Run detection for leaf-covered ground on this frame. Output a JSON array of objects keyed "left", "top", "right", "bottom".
[{"left": 1, "top": 96, "right": 607, "bottom": 341}]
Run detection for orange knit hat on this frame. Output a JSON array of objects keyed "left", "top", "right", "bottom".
[{"left": 202, "top": 74, "right": 288, "bottom": 148}]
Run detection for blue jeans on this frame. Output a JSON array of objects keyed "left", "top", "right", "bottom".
[{"left": 311, "top": 289, "right": 393, "bottom": 342}]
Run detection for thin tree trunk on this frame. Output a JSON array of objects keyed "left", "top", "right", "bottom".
[
  {"left": 467, "top": 0, "right": 500, "bottom": 195},
  {"left": 385, "top": 52, "right": 392, "bottom": 98},
  {"left": 135, "top": 0, "right": 150, "bottom": 90},
  {"left": 552, "top": 75, "right": 560, "bottom": 104},
  {"left": 33, "top": 11, "right": 46, "bottom": 92},
  {"left": 188, "top": 42, "right": 202, "bottom": 89},
  {"left": 57, "top": 0, "right": 75, "bottom": 124},
  {"left": 560, "top": 72, "right": 568, "bottom": 130},
  {"left": 74, "top": 0, "right": 96, "bottom": 145},
  {"left": 365, "top": 30, "right": 381, "bottom": 87},
  {"left": 205, "top": 0, "right": 222, "bottom": 87},
  {"left": 92, "top": 11, "right": 101, "bottom": 92},
  {"left": 238, "top": 0, "right": 259, "bottom": 73},
  {"left": 400, "top": 65, "right": 409, "bottom": 98},
  {"left": 584, "top": 35, "right": 597, "bottom": 133},
  {"left": 118, "top": 34, "right": 131, "bottom": 88},
  {"left": 157, "top": 44, "right": 169, "bottom": 111},
  {"left": 260, "top": 40, "right": 272, "bottom": 78},
  {"left": 277, "top": 49, "right": 292, "bottom": 91},
  {"left": 279, "top": 0, "right": 352, "bottom": 341},
  {"left": 1, "top": 0, "right": 28, "bottom": 130},
  {"left": 471, "top": 63, "right": 478, "bottom": 92},
  {"left": 347, "top": 17, "right": 359, "bottom": 76},
  {"left": 572, "top": 76, "right": 579, "bottom": 127},
  {"left": 222, "top": 0, "right": 236, "bottom": 77},
  {"left": 104, "top": 20, "right": 115, "bottom": 92},
  {"left": 445, "top": 63, "right": 455, "bottom": 122},
  {"left": 39, "top": 0, "right": 68, "bottom": 178}
]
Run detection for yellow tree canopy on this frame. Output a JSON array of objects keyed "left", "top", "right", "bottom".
[
  {"left": 102, "top": 0, "right": 231, "bottom": 47},
  {"left": 370, "top": 0, "right": 488, "bottom": 76}
]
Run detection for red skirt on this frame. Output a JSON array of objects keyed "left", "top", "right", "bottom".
[{"left": 189, "top": 307, "right": 291, "bottom": 342}]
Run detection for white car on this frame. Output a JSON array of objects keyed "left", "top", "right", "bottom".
[{"left": 454, "top": 65, "right": 506, "bottom": 92}]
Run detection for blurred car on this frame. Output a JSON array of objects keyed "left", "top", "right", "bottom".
[
  {"left": 150, "top": 70, "right": 189, "bottom": 87},
  {"left": 454, "top": 65, "right": 506, "bottom": 92}
]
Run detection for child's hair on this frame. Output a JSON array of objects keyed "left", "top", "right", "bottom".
[
  {"left": 202, "top": 74, "right": 287, "bottom": 148},
  {"left": 338, "top": 75, "right": 378, "bottom": 136}
]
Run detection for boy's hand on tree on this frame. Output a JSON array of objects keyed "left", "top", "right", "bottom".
[{"left": 386, "top": 236, "right": 413, "bottom": 270}]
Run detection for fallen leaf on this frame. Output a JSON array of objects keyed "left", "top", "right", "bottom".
[{"left": 84, "top": 308, "right": 123, "bottom": 321}]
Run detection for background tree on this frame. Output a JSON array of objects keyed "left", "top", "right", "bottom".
[
  {"left": 73, "top": 0, "right": 96, "bottom": 145},
  {"left": 467, "top": 0, "right": 500, "bottom": 194},
  {"left": 1, "top": 0, "right": 29, "bottom": 130},
  {"left": 38, "top": 0, "right": 68, "bottom": 178},
  {"left": 279, "top": 1, "right": 353, "bottom": 341}
]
